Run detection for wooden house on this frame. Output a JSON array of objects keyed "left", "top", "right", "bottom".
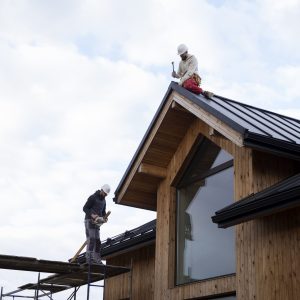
[{"left": 104, "top": 82, "right": 300, "bottom": 300}]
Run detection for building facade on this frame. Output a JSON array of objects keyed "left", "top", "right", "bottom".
[{"left": 105, "top": 82, "right": 300, "bottom": 300}]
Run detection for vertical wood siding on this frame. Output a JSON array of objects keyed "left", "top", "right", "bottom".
[
  {"left": 104, "top": 244, "right": 155, "bottom": 300},
  {"left": 107, "top": 114, "right": 300, "bottom": 299},
  {"left": 155, "top": 118, "right": 237, "bottom": 300},
  {"left": 236, "top": 151, "right": 300, "bottom": 300}
]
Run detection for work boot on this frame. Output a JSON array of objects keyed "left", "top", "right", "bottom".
[
  {"left": 91, "top": 253, "right": 104, "bottom": 265},
  {"left": 203, "top": 91, "right": 214, "bottom": 99}
]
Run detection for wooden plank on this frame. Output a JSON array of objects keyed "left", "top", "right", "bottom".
[
  {"left": 138, "top": 163, "right": 167, "bottom": 178},
  {"left": 123, "top": 196, "right": 156, "bottom": 210},
  {"left": 0, "top": 255, "right": 82, "bottom": 274},
  {"left": 154, "top": 117, "right": 238, "bottom": 299},
  {"left": 235, "top": 150, "right": 300, "bottom": 299},
  {"left": 105, "top": 245, "right": 155, "bottom": 300},
  {"left": 70, "top": 241, "right": 87, "bottom": 263},
  {"left": 116, "top": 94, "right": 174, "bottom": 204},
  {"left": 172, "top": 93, "right": 244, "bottom": 147},
  {"left": 171, "top": 101, "right": 189, "bottom": 113}
]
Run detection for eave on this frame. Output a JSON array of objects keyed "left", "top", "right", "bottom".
[
  {"left": 76, "top": 220, "right": 156, "bottom": 262},
  {"left": 114, "top": 82, "right": 300, "bottom": 210},
  {"left": 113, "top": 82, "right": 245, "bottom": 210},
  {"left": 212, "top": 173, "right": 300, "bottom": 228}
]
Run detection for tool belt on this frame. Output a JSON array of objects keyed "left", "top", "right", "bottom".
[{"left": 193, "top": 74, "right": 201, "bottom": 86}]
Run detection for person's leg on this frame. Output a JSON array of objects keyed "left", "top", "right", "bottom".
[
  {"left": 85, "top": 219, "right": 98, "bottom": 263},
  {"left": 92, "top": 228, "right": 102, "bottom": 263},
  {"left": 183, "top": 78, "right": 203, "bottom": 94}
]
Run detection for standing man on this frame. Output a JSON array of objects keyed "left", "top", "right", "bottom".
[
  {"left": 83, "top": 184, "right": 110, "bottom": 264},
  {"left": 172, "top": 43, "right": 213, "bottom": 98}
]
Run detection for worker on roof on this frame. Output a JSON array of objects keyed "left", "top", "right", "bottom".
[
  {"left": 172, "top": 44, "right": 213, "bottom": 98},
  {"left": 83, "top": 184, "right": 110, "bottom": 264}
]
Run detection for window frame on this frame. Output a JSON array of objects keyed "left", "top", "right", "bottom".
[{"left": 175, "top": 138, "right": 235, "bottom": 286}]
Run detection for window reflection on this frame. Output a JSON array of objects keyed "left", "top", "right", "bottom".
[{"left": 176, "top": 140, "right": 235, "bottom": 285}]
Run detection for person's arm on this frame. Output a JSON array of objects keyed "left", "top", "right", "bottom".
[
  {"left": 102, "top": 203, "right": 107, "bottom": 221},
  {"left": 172, "top": 62, "right": 182, "bottom": 79},
  {"left": 179, "top": 56, "right": 198, "bottom": 85},
  {"left": 83, "top": 195, "right": 96, "bottom": 219},
  {"left": 102, "top": 202, "right": 106, "bottom": 217}
]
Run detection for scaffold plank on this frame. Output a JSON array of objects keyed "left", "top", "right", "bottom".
[
  {"left": 0, "top": 254, "right": 81, "bottom": 274},
  {"left": 1, "top": 254, "right": 131, "bottom": 298}
]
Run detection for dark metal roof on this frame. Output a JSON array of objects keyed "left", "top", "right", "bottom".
[
  {"left": 77, "top": 219, "right": 156, "bottom": 263},
  {"left": 212, "top": 173, "right": 300, "bottom": 228},
  {"left": 171, "top": 83, "right": 300, "bottom": 160},
  {"left": 114, "top": 82, "right": 300, "bottom": 203}
]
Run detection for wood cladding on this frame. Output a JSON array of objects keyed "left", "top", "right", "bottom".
[
  {"left": 104, "top": 245, "right": 155, "bottom": 300},
  {"left": 236, "top": 151, "right": 300, "bottom": 300},
  {"left": 154, "top": 116, "right": 300, "bottom": 299},
  {"left": 116, "top": 93, "right": 196, "bottom": 209},
  {"left": 154, "top": 118, "right": 237, "bottom": 300},
  {"left": 110, "top": 91, "right": 300, "bottom": 299}
]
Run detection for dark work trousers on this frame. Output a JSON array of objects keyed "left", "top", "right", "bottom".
[{"left": 85, "top": 219, "right": 101, "bottom": 261}]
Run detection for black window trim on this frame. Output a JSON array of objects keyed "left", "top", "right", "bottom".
[
  {"left": 178, "top": 159, "right": 233, "bottom": 189},
  {"left": 175, "top": 137, "right": 235, "bottom": 286}
]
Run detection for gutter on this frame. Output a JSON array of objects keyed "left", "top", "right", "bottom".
[{"left": 244, "top": 132, "right": 300, "bottom": 161}]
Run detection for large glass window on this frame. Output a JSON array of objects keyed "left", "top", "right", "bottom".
[{"left": 176, "top": 138, "right": 235, "bottom": 285}]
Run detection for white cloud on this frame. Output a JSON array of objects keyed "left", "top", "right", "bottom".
[{"left": 0, "top": 0, "right": 299, "bottom": 298}]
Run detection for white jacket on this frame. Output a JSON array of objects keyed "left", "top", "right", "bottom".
[{"left": 175, "top": 54, "right": 200, "bottom": 85}]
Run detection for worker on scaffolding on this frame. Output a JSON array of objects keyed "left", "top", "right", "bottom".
[
  {"left": 83, "top": 184, "right": 110, "bottom": 264},
  {"left": 172, "top": 43, "right": 213, "bottom": 98}
]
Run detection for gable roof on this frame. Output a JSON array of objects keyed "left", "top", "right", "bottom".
[
  {"left": 101, "top": 219, "right": 156, "bottom": 258},
  {"left": 114, "top": 82, "right": 300, "bottom": 209},
  {"left": 171, "top": 82, "right": 300, "bottom": 158},
  {"left": 76, "top": 219, "right": 156, "bottom": 263},
  {"left": 212, "top": 173, "right": 300, "bottom": 228}
]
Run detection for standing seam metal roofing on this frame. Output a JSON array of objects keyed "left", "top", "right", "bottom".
[
  {"left": 171, "top": 83, "right": 300, "bottom": 159},
  {"left": 114, "top": 82, "right": 300, "bottom": 200},
  {"left": 75, "top": 219, "right": 156, "bottom": 263}
]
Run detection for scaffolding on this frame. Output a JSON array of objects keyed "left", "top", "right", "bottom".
[{"left": 0, "top": 254, "right": 131, "bottom": 300}]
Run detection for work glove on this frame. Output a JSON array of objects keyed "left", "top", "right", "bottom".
[
  {"left": 171, "top": 71, "right": 177, "bottom": 78},
  {"left": 94, "top": 216, "right": 106, "bottom": 224}
]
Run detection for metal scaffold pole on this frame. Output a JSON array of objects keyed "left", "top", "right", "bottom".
[
  {"left": 86, "top": 260, "right": 91, "bottom": 300},
  {"left": 0, "top": 254, "right": 131, "bottom": 300},
  {"left": 86, "top": 263, "right": 107, "bottom": 300},
  {"left": 34, "top": 272, "right": 40, "bottom": 300}
]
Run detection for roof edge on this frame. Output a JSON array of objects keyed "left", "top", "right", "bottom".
[
  {"left": 212, "top": 173, "right": 300, "bottom": 228},
  {"left": 113, "top": 82, "right": 176, "bottom": 203},
  {"left": 114, "top": 82, "right": 248, "bottom": 204},
  {"left": 244, "top": 132, "right": 300, "bottom": 161},
  {"left": 171, "top": 83, "right": 247, "bottom": 135}
]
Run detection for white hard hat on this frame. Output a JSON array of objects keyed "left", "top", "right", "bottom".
[
  {"left": 177, "top": 44, "right": 188, "bottom": 55},
  {"left": 101, "top": 184, "right": 111, "bottom": 195}
]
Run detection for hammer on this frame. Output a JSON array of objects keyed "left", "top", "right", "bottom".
[{"left": 171, "top": 61, "right": 175, "bottom": 73}]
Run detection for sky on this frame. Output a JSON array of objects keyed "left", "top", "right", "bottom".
[{"left": 0, "top": 0, "right": 299, "bottom": 298}]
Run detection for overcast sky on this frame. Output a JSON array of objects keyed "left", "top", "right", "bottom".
[{"left": 0, "top": 0, "right": 300, "bottom": 298}]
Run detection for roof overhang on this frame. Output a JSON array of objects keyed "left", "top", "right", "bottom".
[
  {"left": 244, "top": 132, "right": 300, "bottom": 161},
  {"left": 212, "top": 173, "right": 300, "bottom": 228},
  {"left": 114, "top": 82, "right": 245, "bottom": 210}
]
